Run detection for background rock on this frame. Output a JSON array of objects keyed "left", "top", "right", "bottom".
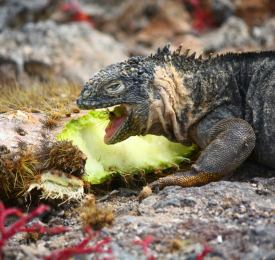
[
  {"left": 231, "top": 0, "right": 275, "bottom": 27},
  {"left": 252, "top": 18, "right": 275, "bottom": 50},
  {"left": 75, "top": 0, "right": 192, "bottom": 56},
  {"left": 210, "top": 0, "right": 235, "bottom": 25},
  {"left": 201, "top": 16, "right": 255, "bottom": 54},
  {"left": 0, "top": 0, "right": 63, "bottom": 31},
  {"left": 0, "top": 20, "right": 127, "bottom": 85},
  {"left": 1, "top": 0, "right": 275, "bottom": 85}
]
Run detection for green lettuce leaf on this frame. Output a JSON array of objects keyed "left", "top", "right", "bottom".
[{"left": 57, "top": 110, "right": 197, "bottom": 184}]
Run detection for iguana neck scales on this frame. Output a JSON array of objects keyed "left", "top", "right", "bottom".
[{"left": 77, "top": 44, "right": 275, "bottom": 195}]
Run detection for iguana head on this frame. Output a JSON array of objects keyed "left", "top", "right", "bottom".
[
  {"left": 77, "top": 44, "right": 202, "bottom": 145},
  {"left": 77, "top": 54, "right": 158, "bottom": 144}
]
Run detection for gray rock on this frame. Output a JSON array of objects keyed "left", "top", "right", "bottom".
[
  {"left": 243, "top": 225, "right": 275, "bottom": 260},
  {"left": 252, "top": 18, "right": 275, "bottom": 50},
  {"left": 100, "top": 227, "right": 110, "bottom": 238},
  {"left": 202, "top": 16, "right": 254, "bottom": 52},
  {"left": 154, "top": 199, "right": 180, "bottom": 209},
  {"left": 110, "top": 242, "right": 146, "bottom": 260},
  {"left": 154, "top": 197, "right": 196, "bottom": 209},
  {"left": 44, "top": 241, "right": 51, "bottom": 248},
  {"left": 115, "top": 215, "right": 139, "bottom": 226},
  {"left": 180, "top": 197, "right": 197, "bottom": 207},
  {"left": 211, "top": 0, "right": 235, "bottom": 24},
  {"left": 4, "top": 174, "right": 275, "bottom": 260},
  {"left": 207, "top": 201, "right": 218, "bottom": 208},
  {"left": 0, "top": 20, "right": 128, "bottom": 85},
  {"left": 48, "top": 216, "right": 64, "bottom": 226},
  {"left": 0, "top": 0, "right": 53, "bottom": 31},
  {"left": 115, "top": 208, "right": 130, "bottom": 217},
  {"left": 76, "top": 0, "right": 191, "bottom": 56}
]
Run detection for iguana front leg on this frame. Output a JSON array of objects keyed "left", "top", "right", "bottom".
[{"left": 139, "top": 118, "right": 255, "bottom": 198}]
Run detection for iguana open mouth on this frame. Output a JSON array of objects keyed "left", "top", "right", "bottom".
[{"left": 104, "top": 104, "right": 131, "bottom": 143}]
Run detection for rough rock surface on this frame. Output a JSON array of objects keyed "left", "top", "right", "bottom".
[
  {"left": 201, "top": 16, "right": 255, "bottom": 54},
  {"left": 0, "top": 20, "right": 128, "bottom": 85},
  {"left": 0, "top": 0, "right": 62, "bottom": 31},
  {"left": 252, "top": 18, "right": 275, "bottom": 50},
  {"left": 0, "top": 110, "right": 87, "bottom": 151},
  {"left": 75, "top": 0, "right": 275, "bottom": 56},
  {"left": 3, "top": 161, "right": 275, "bottom": 260},
  {"left": 230, "top": 0, "right": 275, "bottom": 27},
  {"left": 77, "top": 0, "right": 192, "bottom": 57},
  {"left": 210, "top": 0, "right": 235, "bottom": 25}
]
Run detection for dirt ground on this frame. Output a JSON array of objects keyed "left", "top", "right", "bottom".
[{"left": 2, "top": 161, "right": 275, "bottom": 260}]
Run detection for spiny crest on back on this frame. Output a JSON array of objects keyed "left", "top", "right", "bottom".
[{"left": 152, "top": 43, "right": 209, "bottom": 63}]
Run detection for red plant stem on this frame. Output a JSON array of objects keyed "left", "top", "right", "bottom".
[
  {"left": 196, "top": 244, "right": 213, "bottom": 260},
  {"left": 0, "top": 202, "right": 51, "bottom": 260},
  {"left": 42, "top": 226, "right": 112, "bottom": 260},
  {"left": 62, "top": 0, "right": 94, "bottom": 27},
  {"left": 134, "top": 237, "right": 155, "bottom": 260},
  {"left": 1, "top": 204, "right": 112, "bottom": 260},
  {"left": 183, "top": 0, "right": 215, "bottom": 32}
]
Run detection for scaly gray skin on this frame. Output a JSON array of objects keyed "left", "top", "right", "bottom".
[{"left": 77, "top": 44, "right": 275, "bottom": 197}]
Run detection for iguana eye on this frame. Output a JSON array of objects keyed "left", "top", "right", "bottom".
[
  {"left": 105, "top": 83, "right": 124, "bottom": 94},
  {"left": 82, "top": 89, "right": 92, "bottom": 99}
]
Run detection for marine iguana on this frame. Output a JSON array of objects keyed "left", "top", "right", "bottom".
[{"left": 77, "top": 43, "right": 275, "bottom": 197}]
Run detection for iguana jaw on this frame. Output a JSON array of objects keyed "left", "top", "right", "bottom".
[
  {"left": 77, "top": 94, "right": 148, "bottom": 144},
  {"left": 104, "top": 104, "right": 132, "bottom": 144}
]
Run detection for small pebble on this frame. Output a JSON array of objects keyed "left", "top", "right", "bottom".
[{"left": 45, "top": 241, "right": 51, "bottom": 248}]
